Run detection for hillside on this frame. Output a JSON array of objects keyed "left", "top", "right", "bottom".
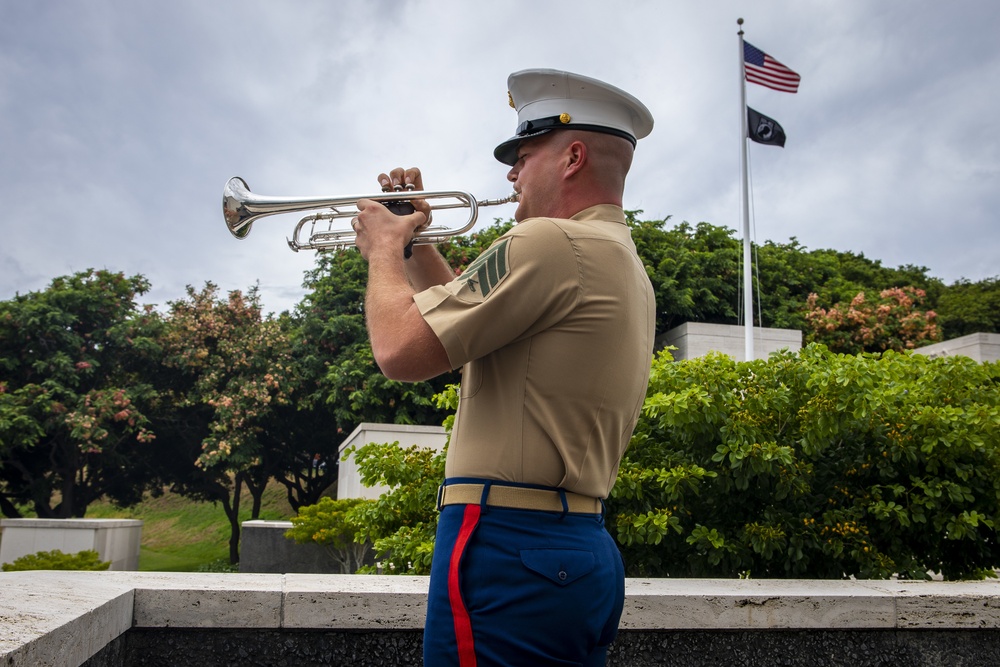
[{"left": 85, "top": 482, "right": 297, "bottom": 571}]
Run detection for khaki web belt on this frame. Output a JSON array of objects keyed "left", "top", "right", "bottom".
[{"left": 438, "top": 483, "right": 602, "bottom": 515}]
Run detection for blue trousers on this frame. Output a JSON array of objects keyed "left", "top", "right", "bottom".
[{"left": 423, "top": 482, "right": 625, "bottom": 666}]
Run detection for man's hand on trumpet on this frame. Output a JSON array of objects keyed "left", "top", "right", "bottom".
[
  {"left": 379, "top": 166, "right": 434, "bottom": 226},
  {"left": 352, "top": 199, "right": 426, "bottom": 262},
  {"left": 352, "top": 166, "right": 432, "bottom": 262}
]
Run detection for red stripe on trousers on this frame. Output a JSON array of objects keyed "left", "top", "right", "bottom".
[{"left": 449, "top": 504, "right": 481, "bottom": 667}]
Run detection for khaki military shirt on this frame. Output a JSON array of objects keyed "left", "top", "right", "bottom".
[{"left": 413, "top": 204, "right": 655, "bottom": 499}]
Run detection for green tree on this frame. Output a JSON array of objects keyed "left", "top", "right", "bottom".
[
  {"left": 628, "top": 216, "right": 741, "bottom": 334},
  {"left": 743, "top": 240, "right": 938, "bottom": 332},
  {"left": 0, "top": 270, "right": 162, "bottom": 518},
  {"left": 624, "top": 217, "right": 941, "bottom": 337},
  {"left": 290, "top": 385, "right": 457, "bottom": 575},
  {"left": 344, "top": 440, "right": 445, "bottom": 574},
  {"left": 294, "top": 250, "right": 452, "bottom": 437},
  {"left": 936, "top": 276, "right": 1000, "bottom": 339}
]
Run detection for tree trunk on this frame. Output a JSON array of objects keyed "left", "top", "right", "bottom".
[
  {"left": 222, "top": 475, "right": 243, "bottom": 565},
  {"left": 244, "top": 473, "right": 265, "bottom": 520},
  {"left": 275, "top": 468, "right": 335, "bottom": 513},
  {"left": 0, "top": 493, "right": 23, "bottom": 519}
]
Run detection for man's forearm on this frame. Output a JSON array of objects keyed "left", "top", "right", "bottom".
[
  {"left": 365, "top": 247, "right": 452, "bottom": 382},
  {"left": 405, "top": 244, "right": 457, "bottom": 291}
]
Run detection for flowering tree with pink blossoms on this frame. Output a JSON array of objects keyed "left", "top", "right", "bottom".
[
  {"left": 804, "top": 287, "right": 941, "bottom": 354},
  {"left": 159, "top": 282, "right": 297, "bottom": 563}
]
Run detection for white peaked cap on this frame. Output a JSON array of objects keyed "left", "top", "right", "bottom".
[{"left": 494, "top": 68, "right": 654, "bottom": 166}]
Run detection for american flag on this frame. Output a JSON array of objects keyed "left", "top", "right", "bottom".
[{"left": 743, "top": 41, "right": 800, "bottom": 93}]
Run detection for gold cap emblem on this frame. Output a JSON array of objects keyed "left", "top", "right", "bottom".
[
  {"left": 508, "top": 92, "right": 515, "bottom": 109},
  {"left": 559, "top": 113, "right": 571, "bottom": 124}
]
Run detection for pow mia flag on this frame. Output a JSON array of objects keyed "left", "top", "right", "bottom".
[{"left": 747, "top": 107, "right": 786, "bottom": 147}]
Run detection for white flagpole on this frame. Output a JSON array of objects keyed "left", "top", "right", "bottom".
[{"left": 737, "top": 18, "right": 754, "bottom": 362}]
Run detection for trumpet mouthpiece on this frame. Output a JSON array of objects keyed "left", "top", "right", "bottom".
[{"left": 479, "top": 192, "right": 519, "bottom": 207}]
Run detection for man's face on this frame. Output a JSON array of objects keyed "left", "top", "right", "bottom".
[{"left": 505, "top": 133, "right": 563, "bottom": 222}]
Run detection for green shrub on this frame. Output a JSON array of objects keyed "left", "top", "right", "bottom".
[
  {"left": 295, "top": 352, "right": 1000, "bottom": 580},
  {"left": 610, "top": 344, "right": 1000, "bottom": 580},
  {"left": 3, "top": 549, "right": 111, "bottom": 571},
  {"left": 286, "top": 496, "right": 375, "bottom": 573},
  {"left": 288, "top": 388, "right": 457, "bottom": 575},
  {"left": 194, "top": 558, "right": 239, "bottom": 573},
  {"left": 335, "top": 441, "right": 444, "bottom": 575}
]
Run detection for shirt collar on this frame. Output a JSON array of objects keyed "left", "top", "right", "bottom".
[{"left": 571, "top": 204, "right": 627, "bottom": 225}]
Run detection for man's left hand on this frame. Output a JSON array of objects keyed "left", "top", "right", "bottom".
[{"left": 353, "top": 199, "right": 427, "bottom": 261}]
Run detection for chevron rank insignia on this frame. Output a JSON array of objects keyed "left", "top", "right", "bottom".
[{"left": 460, "top": 239, "right": 511, "bottom": 298}]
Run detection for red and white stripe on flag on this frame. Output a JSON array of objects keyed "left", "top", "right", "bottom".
[{"left": 744, "top": 41, "right": 801, "bottom": 93}]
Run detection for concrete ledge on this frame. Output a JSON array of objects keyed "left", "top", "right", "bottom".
[
  {"left": 622, "top": 578, "right": 1000, "bottom": 630},
  {"left": 0, "top": 573, "right": 135, "bottom": 667},
  {"left": 2, "top": 572, "right": 999, "bottom": 666},
  {"left": 131, "top": 573, "right": 286, "bottom": 628}
]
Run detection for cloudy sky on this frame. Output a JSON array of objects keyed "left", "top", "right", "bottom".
[{"left": 2, "top": 1, "right": 997, "bottom": 316}]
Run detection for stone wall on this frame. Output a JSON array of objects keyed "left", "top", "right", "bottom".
[
  {"left": 915, "top": 332, "right": 1000, "bottom": 363},
  {"left": 656, "top": 322, "right": 802, "bottom": 361},
  {"left": 83, "top": 627, "right": 1000, "bottom": 666},
  {"left": 3, "top": 571, "right": 1000, "bottom": 667}
]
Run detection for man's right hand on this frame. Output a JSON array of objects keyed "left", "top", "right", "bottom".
[{"left": 378, "top": 167, "right": 433, "bottom": 233}]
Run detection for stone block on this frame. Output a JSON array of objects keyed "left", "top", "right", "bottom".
[
  {"left": 283, "top": 574, "right": 428, "bottom": 629},
  {"left": 622, "top": 579, "right": 896, "bottom": 629},
  {"left": 0, "top": 518, "right": 142, "bottom": 571},
  {"left": 130, "top": 572, "right": 284, "bottom": 628},
  {"left": 5, "top": 572, "right": 1000, "bottom": 666},
  {"left": 337, "top": 423, "right": 447, "bottom": 500},
  {"left": 0, "top": 571, "right": 135, "bottom": 667},
  {"left": 239, "top": 520, "right": 339, "bottom": 574},
  {"left": 860, "top": 579, "right": 1000, "bottom": 628}
]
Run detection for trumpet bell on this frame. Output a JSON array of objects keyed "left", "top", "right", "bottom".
[{"left": 223, "top": 177, "right": 254, "bottom": 239}]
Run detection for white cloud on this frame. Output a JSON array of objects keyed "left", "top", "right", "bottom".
[{"left": 1, "top": 0, "right": 998, "bottom": 315}]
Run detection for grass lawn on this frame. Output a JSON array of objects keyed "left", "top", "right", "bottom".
[{"left": 85, "top": 481, "right": 298, "bottom": 572}]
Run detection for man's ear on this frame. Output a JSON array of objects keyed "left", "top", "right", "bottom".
[{"left": 563, "top": 140, "right": 587, "bottom": 178}]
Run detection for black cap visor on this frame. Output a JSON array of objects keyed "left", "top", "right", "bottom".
[
  {"left": 493, "top": 128, "right": 554, "bottom": 166},
  {"left": 493, "top": 117, "right": 638, "bottom": 166}
]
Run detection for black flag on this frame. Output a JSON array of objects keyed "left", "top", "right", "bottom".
[{"left": 747, "top": 107, "right": 786, "bottom": 147}]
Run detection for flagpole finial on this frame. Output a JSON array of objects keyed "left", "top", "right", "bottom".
[{"left": 737, "top": 17, "right": 744, "bottom": 34}]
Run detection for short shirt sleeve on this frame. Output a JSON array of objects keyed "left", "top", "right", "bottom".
[{"left": 413, "top": 218, "right": 581, "bottom": 369}]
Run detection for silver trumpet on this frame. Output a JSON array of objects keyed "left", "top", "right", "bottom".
[{"left": 223, "top": 177, "right": 518, "bottom": 252}]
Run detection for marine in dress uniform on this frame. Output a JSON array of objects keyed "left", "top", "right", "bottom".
[{"left": 354, "top": 68, "right": 655, "bottom": 667}]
